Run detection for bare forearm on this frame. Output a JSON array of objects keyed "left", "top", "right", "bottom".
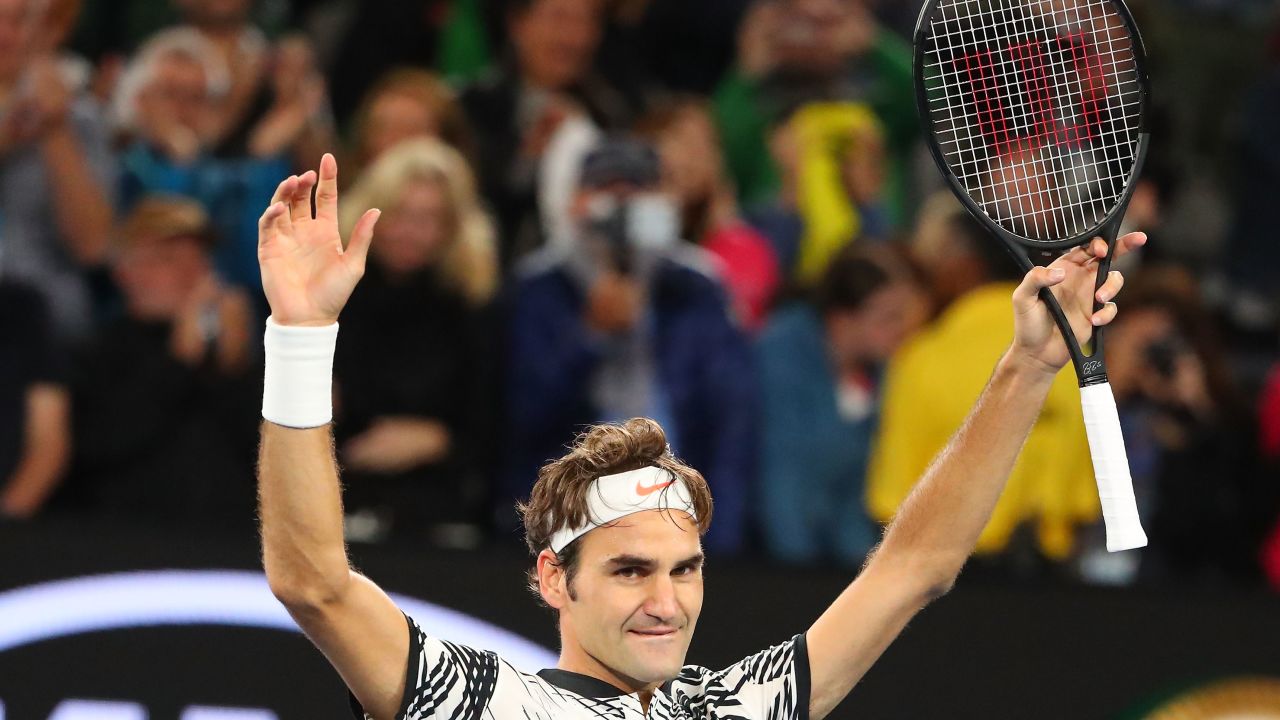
[
  {"left": 258, "top": 422, "right": 352, "bottom": 603},
  {"left": 871, "top": 351, "right": 1056, "bottom": 591},
  {"left": 1, "top": 386, "right": 70, "bottom": 518},
  {"left": 41, "top": 126, "right": 113, "bottom": 265}
]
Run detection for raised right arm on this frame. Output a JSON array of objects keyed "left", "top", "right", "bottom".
[{"left": 255, "top": 154, "right": 407, "bottom": 720}]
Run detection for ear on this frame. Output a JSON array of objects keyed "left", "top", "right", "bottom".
[{"left": 536, "top": 549, "right": 568, "bottom": 610}]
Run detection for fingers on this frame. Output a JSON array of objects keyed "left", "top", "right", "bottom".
[
  {"left": 1060, "top": 237, "right": 1108, "bottom": 267},
  {"left": 315, "top": 152, "right": 339, "bottom": 221},
  {"left": 1092, "top": 301, "right": 1118, "bottom": 326},
  {"left": 269, "top": 175, "right": 298, "bottom": 206},
  {"left": 258, "top": 201, "right": 288, "bottom": 246},
  {"left": 1060, "top": 232, "right": 1147, "bottom": 267},
  {"left": 1114, "top": 231, "right": 1147, "bottom": 259},
  {"left": 1095, "top": 270, "right": 1124, "bottom": 304},
  {"left": 1012, "top": 265, "right": 1066, "bottom": 313},
  {"left": 343, "top": 208, "right": 381, "bottom": 275},
  {"left": 289, "top": 170, "right": 317, "bottom": 223},
  {"left": 270, "top": 198, "right": 294, "bottom": 240}
]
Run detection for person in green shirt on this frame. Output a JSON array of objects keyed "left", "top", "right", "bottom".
[{"left": 713, "top": 0, "right": 918, "bottom": 228}]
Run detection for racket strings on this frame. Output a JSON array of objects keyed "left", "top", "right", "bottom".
[{"left": 922, "top": 0, "right": 1142, "bottom": 242}]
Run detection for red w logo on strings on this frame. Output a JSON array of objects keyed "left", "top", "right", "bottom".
[{"left": 956, "top": 33, "right": 1110, "bottom": 155}]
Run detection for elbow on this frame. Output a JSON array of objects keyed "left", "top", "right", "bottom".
[
  {"left": 264, "top": 564, "right": 352, "bottom": 612},
  {"left": 903, "top": 548, "right": 964, "bottom": 602},
  {"left": 920, "top": 571, "right": 958, "bottom": 602},
  {"left": 866, "top": 544, "right": 963, "bottom": 604}
]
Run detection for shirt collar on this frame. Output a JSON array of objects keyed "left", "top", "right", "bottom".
[
  {"left": 536, "top": 668, "right": 675, "bottom": 700},
  {"left": 536, "top": 668, "right": 632, "bottom": 698}
]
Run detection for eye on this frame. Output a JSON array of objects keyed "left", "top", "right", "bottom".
[{"left": 615, "top": 566, "right": 641, "bottom": 578}]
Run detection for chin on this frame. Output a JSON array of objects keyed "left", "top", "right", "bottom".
[{"left": 624, "top": 641, "right": 687, "bottom": 681}]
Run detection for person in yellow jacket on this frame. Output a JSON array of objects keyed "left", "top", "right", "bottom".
[{"left": 866, "top": 209, "right": 1099, "bottom": 560}]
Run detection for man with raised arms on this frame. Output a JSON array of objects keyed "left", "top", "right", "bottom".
[{"left": 256, "top": 153, "right": 1143, "bottom": 719}]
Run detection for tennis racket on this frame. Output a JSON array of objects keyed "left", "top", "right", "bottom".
[{"left": 913, "top": 0, "right": 1149, "bottom": 551}]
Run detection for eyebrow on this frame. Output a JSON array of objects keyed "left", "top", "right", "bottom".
[{"left": 605, "top": 553, "right": 705, "bottom": 570}]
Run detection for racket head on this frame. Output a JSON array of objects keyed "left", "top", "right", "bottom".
[{"left": 913, "top": 0, "right": 1151, "bottom": 252}]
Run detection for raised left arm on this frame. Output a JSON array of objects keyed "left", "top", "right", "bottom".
[{"left": 804, "top": 233, "right": 1146, "bottom": 719}]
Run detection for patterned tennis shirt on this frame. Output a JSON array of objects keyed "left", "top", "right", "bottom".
[{"left": 351, "top": 615, "right": 811, "bottom": 720}]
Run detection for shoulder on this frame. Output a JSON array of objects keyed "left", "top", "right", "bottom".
[
  {"left": 512, "top": 245, "right": 573, "bottom": 284},
  {"left": 663, "top": 244, "right": 725, "bottom": 287},
  {"left": 665, "top": 634, "right": 810, "bottom": 719},
  {"left": 759, "top": 304, "right": 820, "bottom": 347}
]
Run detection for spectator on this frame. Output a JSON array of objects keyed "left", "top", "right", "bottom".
[
  {"left": 460, "top": 0, "right": 645, "bottom": 267},
  {"left": 325, "top": 0, "right": 493, "bottom": 122},
  {"left": 0, "top": 0, "right": 115, "bottom": 340},
  {"left": 713, "top": 0, "right": 917, "bottom": 226},
  {"left": 331, "top": 138, "right": 500, "bottom": 547},
  {"left": 756, "top": 246, "right": 925, "bottom": 566},
  {"left": 504, "top": 137, "right": 755, "bottom": 554},
  {"left": 65, "top": 196, "right": 258, "bottom": 528},
  {"left": 113, "top": 27, "right": 285, "bottom": 299},
  {"left": 113, "top": 28, "right": 226, "bottom": 168},
  {"left": 1099, "top": 268, "right": 1268, "bottom": 585},
  {"left": 746, "top": 100, "right": 889, "bottom": 285},
  {"left": 0, "top": 280, "right": 70, "bottom": 521},
  {"left": 636, "top": 98, "right": 780, "bottom": 330},
  {"left": 347, "top": 67, "right": 473, "bottom": 176},
  {"left": 618, "top": 0, "right": 752, "bottom": 95},
  {"left": 173, "top": 0, "right": 334, "bottom": 166},
  {"left": 865, "top": 210, "right": 1097, "bottom": 565}
]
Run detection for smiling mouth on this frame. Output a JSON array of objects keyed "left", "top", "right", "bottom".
[{"left": 629, "top": 629, "right": 678, "bottom": 637}]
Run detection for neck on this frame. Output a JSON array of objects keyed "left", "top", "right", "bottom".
[{"left": 556, "top": 637, "right": 660, "bottom": 705}]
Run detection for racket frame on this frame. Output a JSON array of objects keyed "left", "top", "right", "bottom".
[{"left": 912, "top": 0, "right": 1152, "bottom": 387}]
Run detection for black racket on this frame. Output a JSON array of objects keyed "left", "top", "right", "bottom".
[{"left": 913, "top": 0, "right": 1149, "bottom": 551}]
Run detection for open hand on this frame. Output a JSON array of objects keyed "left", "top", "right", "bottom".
[
  {"left": 258, "top": 154, "right": 380, "bottom": 326},
  {"left": 1010, "top": 232, "right": 1147, "bottom": 376}
]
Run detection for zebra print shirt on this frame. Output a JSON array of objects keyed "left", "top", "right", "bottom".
[{"left": 351, "top": 614, "right": 810, "bottom": 720}]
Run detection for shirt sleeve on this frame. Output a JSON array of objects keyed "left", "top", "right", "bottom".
[
  {"left": 6, "top": 283, "right": 67, "bottom": 387},
  {"left": 674, "top": 632, "right": 811, "bottom": 720},
  {"left": 349, "top": 614, "right": 500, "bottom": 720}
]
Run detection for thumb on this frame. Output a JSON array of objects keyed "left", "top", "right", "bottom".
[
  {"left": 343, "top": 208, "right": 381, "bottom": 275},
  {"left": 1012, "top": 265, "right": 1065, "bottom": 314}
]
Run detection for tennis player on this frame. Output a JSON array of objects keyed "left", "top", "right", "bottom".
[{"left": 256, "top": 154, "right": 1144, "bottom": 719}]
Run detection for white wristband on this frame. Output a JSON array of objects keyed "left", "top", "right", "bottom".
[{"left": 262, "top": 316, "right": 339, "bottom": 428}]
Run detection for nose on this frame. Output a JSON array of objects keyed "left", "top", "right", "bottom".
[{"left": 643, "top": 574, "right": 680, "bottom": 622}]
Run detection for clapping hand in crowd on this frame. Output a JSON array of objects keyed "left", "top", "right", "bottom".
[
  {"left": 0, "top": 55, "right": 70, "bottom": 153},
  {"left": 169, "top": 273, "right": 253, "bottom": 374},
  {"left": 250, "top": 35, "right": 332, "bottom": 159}
]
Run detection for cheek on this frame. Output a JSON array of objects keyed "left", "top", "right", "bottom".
[{"left": 680, "top": 582, "right": 704, "bottom": 620}]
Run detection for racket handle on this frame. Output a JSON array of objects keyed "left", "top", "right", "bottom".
[{"left": 1080, "top": 382, "right": 1148, "bottom": 552}]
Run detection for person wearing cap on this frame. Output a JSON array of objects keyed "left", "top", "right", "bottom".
[
  {"left": 502, "top": 136, "right": 755, "bottom": 556},
  {"left": 65, "top": 195, "right": 259, "bottom": 527},
  {"left": 255, "top": 155, "right": 1143, "bottom": 719}
]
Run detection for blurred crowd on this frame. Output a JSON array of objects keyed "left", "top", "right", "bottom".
[{"left": 3, "top": 0, "right": 1280, "bottom": 591}]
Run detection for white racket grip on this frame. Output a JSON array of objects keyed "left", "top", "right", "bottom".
[{"left": 1080, "top": 382, "right": 1148, "bottom": 551}]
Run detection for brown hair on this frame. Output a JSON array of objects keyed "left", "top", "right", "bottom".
[
  {"left": 633, "top": 96, "right": 725, "bottom": 243},
  {"left": 517, "top": 418, "right": 713, "bottom": 603},
  {"left": 116, "top": 195, "right": 215, "bottom": 251},
  {"left": 349, "top": 68, "right": 474, "bottom": 169}
]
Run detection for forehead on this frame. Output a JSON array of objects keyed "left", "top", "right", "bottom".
[{"left": 577, "top": 510, "right": 701, "bottom": 561}]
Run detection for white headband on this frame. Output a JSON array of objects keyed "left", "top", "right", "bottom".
[{"left": 548, "top": 466, "right": 697, "bottom": 554}]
